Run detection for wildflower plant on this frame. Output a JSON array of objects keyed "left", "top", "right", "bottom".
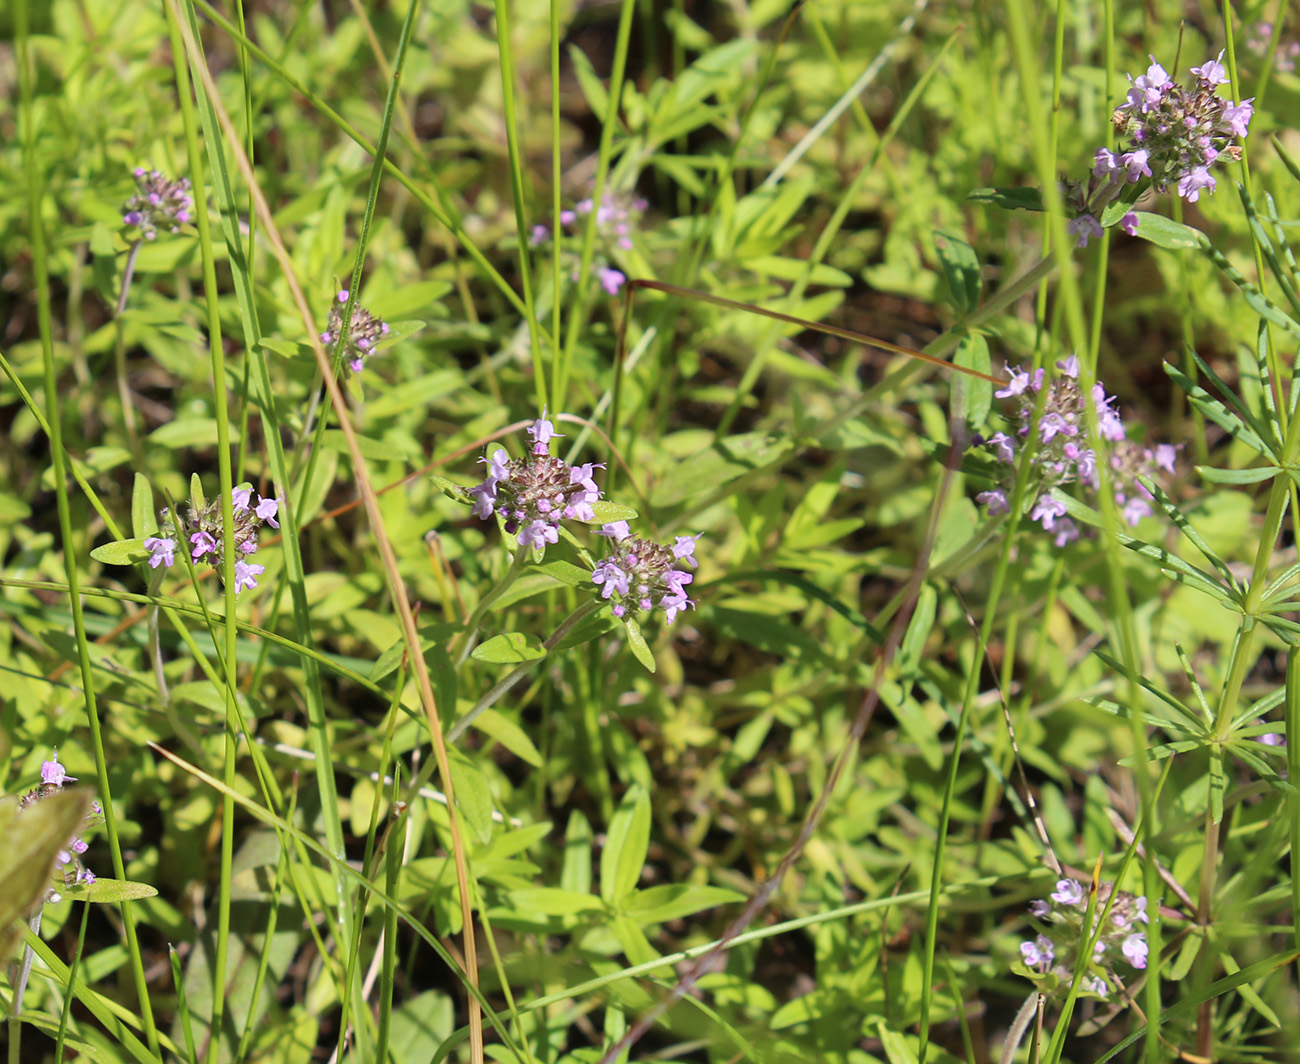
[
  {"left": 1017, "top": 878, "right": 1151, "bottom": 1000},
  {"left": 20, "top": 7, "right": 1300, "bottom": 1064},
  {"left": 136, "top": 479, "right": 279, "bottom": 594},
  {"left": 469, "top": 411, "right": 604, "bottom": 552},
  {"left": 15, "top": 753, "right": 102, "bottom": 904},
  {"left": 973, "top": 356, "right": 1177, "bottom": 544},
  {"left": 1054, "top": 54, "right": 1254, "bottom": 246},
  {"left": 445, "top": 412, "right": 698, "bottom": 676}
]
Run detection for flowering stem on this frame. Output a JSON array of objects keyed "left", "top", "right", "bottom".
[
  {"left": 147, "top": 565, "right": 170, "bottom": 706},
  {"left": 999, "top": 992, "right": 1043, "bottom": 1064},
  {"left": 448, "top": 598, "right": 603, "bottom": 744},
  {"left": 112, "top": 239, "right": 144, "bottom": 461},
  {"left": 453, "top": 542, "right": 532, "bottom": 667}
]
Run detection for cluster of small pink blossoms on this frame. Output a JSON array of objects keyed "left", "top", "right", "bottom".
[
  {"left": 121, "top": 168, "right": 194, "bottom": 240},
  {"left": 471, "top": 413, "right": 603, "bottom": 550},
  {"left": 529, "top": 192, "right": 646, "bottom": 295},
  {"left": 1066, "top": 53, "right": 1254, "bottom": 248},
  {"left": 143, "top": 486, "right": 279, "bottom": 594},
  {"left": 593, "top": 522, "right": 699, "bottom": 623},
  {"left": 470, "top": 414, "right": 702, "bottom": 624},
  {"left": 1020, "top": 878, "right": 1150, "bottom": 999},
  {"left": 976, "top": 357, "right": 1177, "bottom": 545},
  {"left": 320, "top": 289, "right": 390, "bottom": 373},
  {"left": 17, "top": 752, "right": 102, "bottom": 904}
]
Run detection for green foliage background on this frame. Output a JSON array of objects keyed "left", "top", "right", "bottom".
[{"left": 2, "top": 0, "right": 1300, "bottom": 1062}]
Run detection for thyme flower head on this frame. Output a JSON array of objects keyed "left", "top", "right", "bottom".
[
  {"left": 143, "top": 484, "right": 279, "bottom": 594},
  {"left": 592, "top": 521, "right": 699, "bottom": 623},
  {"left": 975, "top": 357, "right": 1177, "bottom": 545},
  {"left": 1019, "top": 878, "right": 1151, "bottom": 1000},
  {"left": 470, "top": 411, "right": 604, "bottom": 554},
  {"left": 529, "top": 192, "right": 646, "bottom": 295},
  {"left": 17, "top": 750, "right": 102, "bottom": 904},
  {"left": 321, "top": 289, "right": 390, "bottom": 373},
  {"left": 1106, "top": 53, "right": 1253, "bottom": 204},
  {"left": 122, "top": 168, "right": 194, "bottom": 240}
]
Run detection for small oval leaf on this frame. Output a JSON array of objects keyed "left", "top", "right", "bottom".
[
  {"left": 90, "top": 538, "right": 148, "bottom": 565},
  {"left": 471, "top": 632, "right": 546, "bottom": 665}
]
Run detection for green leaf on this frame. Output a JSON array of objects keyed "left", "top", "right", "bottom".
[
  {"left": 131, "top": 473, "right": 157, "bottom": 539},
  {"left": 1131, "top": 212, "right": 1207, "bottom": 250},
  {"left": 953, "top": 332, "right": 992, "bottom": 428},
  {"left": 589, "top": 500, "right": 639, "bottom": 524},
  {"left": 471, "top": 632, "right": 546, "bottom": 665},
  {"left": 1164, "top": 361, "right": 1272, "bottom": 458},
  {"left": 0, "top": 789, "right": 94, "bottom": 959},
  {"left": 371, "top": 279, "right": 452, "bottom": 318},
  {"left": 90, "top": 537, "right": 148, "bottom": 565},
  {"left": 746, "top": 256, "right": 852, "bottom": 286},
  {"left": 561, "top": 810, "right": 592, "bottom": 896},
  {"left": 610, "top": 912, "right": 661, "bottom": 966},
  {"left": 1052, "top": 492, "right": 1231, "bottom": 601},
  {"left": 622, "top": 883, "right": 744, "bottom": 924},
  {"left": 71, "top": 878, "right": 160, "bottom": 904},
  {"left": 150, "top": 418, "right": 231, "bottom": 450},
  {"left": 622, "top": 615, "right": 656, "bottom": 673},
  {"left": 934, "top": 229, "right": 981, "bottom": 314},
  {"left": 876, "top": 1021, "right": 921, "bottom": 1064},
  {"left": 1197, "top": 464, "right": 1278, "bottom": 484},
  {"left": 429, "top": 474, "right": 473, "bottom": 505},
  {"left": 506, "top": 887, "right": 603, "bottom": 917},
  {"left": 1135, "top": 476, "right": 1240, "bottom": 591},
  {"left": 568, "top": 44, "right": 609, "bottom": 121},
  {"left": 896, "top": 582, "right": 936, "bottom": 679},
  {"left": 552, "top": 612, "right": 619, "bottom": 652},
  {"left": 649, "top": 432, "right": 794, "bottom": 508},
  {"left": 601, "top": 784, "right": 650, "bottom": 904},
  {"left": 471, "top": 708, "right": 542, "bottom": 767},
  {"left": 256, "top": 337, "right": 306, "bottom": 359},
  {"left": 447, "top": 750, "right": 494, "bottom": 845},
  {"left": 531, "top": 560, "right": 591, "bottom": 588},
  {"left": 966, "top": 186, "right": 1045, "bottom": 211}
]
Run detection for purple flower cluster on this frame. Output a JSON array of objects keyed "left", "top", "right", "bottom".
[
  {"left": 320, "top": 289, "right": 390, "bottom": 373},
  {"left": 17, "top": 752, "right": 102, "bottom": 904},
  {"left": 975, "top": 356, "right": 1177, "bottom": 545},
  {"left": 469, "top": 413, "right": 704, "bottom": 624},
  {"left": 121, "top": 167, "right": 194, "bottom": 240},
  {"left": 592, "top": 521, "right": 699, "bottom": 623},
  {"left": 530, "top": 192, "right": 647, "bottom": 295},
  {"left": 1062, "top": 53, "right": 1254, "bottom": 247},
  {"left": 470, "top": 412, "right": 603, "bottom": 551},
  {"left": 1020, "top": 878, "right": 1150, "bottom": 999},
  {"left": 144, "top": 485, "right": 279, "bottom": 594},
  {"left": 1107, "top": 53, "right": 1252, "bottom": 203}
]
